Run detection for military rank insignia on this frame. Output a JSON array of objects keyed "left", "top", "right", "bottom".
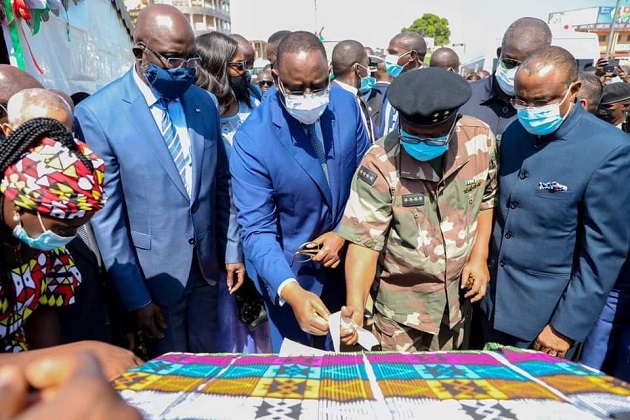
[
  {"left": 464, "top": 179, "right": 483, "bottom": 194},
  {"left": 358, "top": 165, "right": 377, "bottom": 186},
  {"left": 402, "top": 193, "right": 425, "bottom": 207}
]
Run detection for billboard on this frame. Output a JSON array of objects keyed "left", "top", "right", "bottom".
[{"left": 598, "top": 6, "right": 630, "bottom": 24}]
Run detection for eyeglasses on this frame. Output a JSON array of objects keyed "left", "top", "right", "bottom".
[
  {"left": 510, "top": 83, "right": 575, "bottom": 110},
  {"left": 500, "top": 57, "right": 522, "bottom": 70},
  {"left": 257, "top": 80, "right": 273, "bottom": 87},
  {"left": 399, "top": 117, "right": 457, "bottom": 146},
  {"left": 228, "top": 60, "right": 248, "bottom": 72},
  {"left": 277, "top": 78, "right": 331, "bottom": 101},
  {"left": 293, "top": 242, "right": 321, "bottom": 263},
  {"left": 139, "top": 43, "right": 200, "bottom": 69}
]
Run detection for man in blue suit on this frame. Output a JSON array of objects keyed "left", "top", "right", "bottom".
[
  {"left": 230, "top": 31, "right": 370, "bottom": 351},
  {"left": 481, "top": 46, "right": 630, "bottom": 359},
  {"left": 74, "top": 4, "right": 229, "bottom": 357}
]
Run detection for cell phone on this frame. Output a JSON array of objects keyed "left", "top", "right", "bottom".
[{"left": 605, "top": 65, "right": 616, "bottom": 75}]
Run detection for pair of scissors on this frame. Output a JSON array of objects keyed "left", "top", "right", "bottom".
[{"left": 293, "top": 241, "right": 321, "bottom": 263}]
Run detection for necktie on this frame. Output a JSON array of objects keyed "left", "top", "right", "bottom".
[
  {"left": 158, "top": 98, "right": 191, "bottom": 195},
  {"left": 359, "top": 99, "right": 374, "bottom": 142},
  {"left": 306, "top": 123, "right": 329, "bottom": 184}
]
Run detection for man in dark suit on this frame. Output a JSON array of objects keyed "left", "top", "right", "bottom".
[
  {"left": 481, "top": 46, "right": 630, "bottom": 359},
  {"left": 75, "top": 4, "right": 229, "bottom": 357},
  {"left": 230, "top": 32, "right": 370, "bottom": 351}
]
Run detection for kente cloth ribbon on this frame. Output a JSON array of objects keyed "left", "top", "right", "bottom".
[{"left": 0, "top": 137, "right": 107, "bottom": 220}]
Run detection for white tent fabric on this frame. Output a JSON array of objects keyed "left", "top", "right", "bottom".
[{"left": 2, "top": 0, "right": 133, "bottom": 94}]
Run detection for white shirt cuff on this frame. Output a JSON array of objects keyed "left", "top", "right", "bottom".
[{"left": 276, "top": 278, "right": 298, "bottom": 306}]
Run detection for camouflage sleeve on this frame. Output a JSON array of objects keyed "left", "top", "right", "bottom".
[
  {"left": 338, "top": 145, "right": 394, "bottom": 252},
  {"left": 480, "top": 127, "right": 498, "bottom": 210}
]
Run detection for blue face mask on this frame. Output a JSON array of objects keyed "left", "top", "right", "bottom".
[
  {"left": 516, "top": 87, "right": 573, "bottom": 136},
  {"left": 144, "top": 63, "right": 196, "bottom": 100},
  {"left": 12, "top": 212, "right": 77, "bottom": 251},
  {"left": 384, "top": 53, "right": 409, "bottom": 78},
  {"left": 399, "top": 128, "right": 451, "bottom": 161},
  {"left": 359, "top": 76, "right": 376, "bottom": 95}
]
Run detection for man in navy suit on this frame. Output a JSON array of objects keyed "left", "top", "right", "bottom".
[
  {"left": 75, "top": 4, "right": 229, "bottom": 357},
  {"left": 481, "top": 46, "right": 630, "bottom": 359},
  {"left": 230, "top": 31, "right": 370, "bottom": 351}
]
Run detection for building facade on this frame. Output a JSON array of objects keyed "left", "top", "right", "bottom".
[
  {"left": 126, "top": 0, "right": 231, "bottom": 35},
  {"left": 549, "top": 6, "right": 630, "bottom": 58}
]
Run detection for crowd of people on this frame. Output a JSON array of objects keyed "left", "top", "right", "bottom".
[{"left": 0, "top": 3, "right": 628, "bottom": 416}]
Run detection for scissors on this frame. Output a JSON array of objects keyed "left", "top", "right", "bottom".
[{"left": 293, "top": 241, "right": 322, "bottom": 263}]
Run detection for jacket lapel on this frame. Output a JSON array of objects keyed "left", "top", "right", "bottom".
[
  {"left": 271, "top": 96, "right": 333, "bottom": 207},
  {"left": 320, "top": 106, "right": 340, "bottom": 207},
  {"left": 121, "top": 70, "right": 189, "bottom": 201}
]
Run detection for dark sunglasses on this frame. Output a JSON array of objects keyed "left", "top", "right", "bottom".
[
  {"left": 257, "top": 80, "right": 273, "bottom": 87},
  {"left": 501, "top": 57, "right": 522, "bottom": 70}
]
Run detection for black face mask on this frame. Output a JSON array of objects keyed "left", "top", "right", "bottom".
[
  {"left": 229, "top": 73, "right": 251, "bottom": 100},
  {"left": 596, "top": 106, "right": 617, "bottom": 124}
]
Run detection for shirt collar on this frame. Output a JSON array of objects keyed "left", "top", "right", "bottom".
[{"left": 334, "top": 80, "right": 358, "bottom": 96}]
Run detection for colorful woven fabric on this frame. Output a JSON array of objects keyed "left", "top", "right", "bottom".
[
  {"left": 114, "top": 349, "right": 630, "bottom": 419},
  {"left": 0, "top": 247, "right": 80, "bottom": 352},
  {"left": 1, "top": 137, "right": 106, "bottom": 220}
]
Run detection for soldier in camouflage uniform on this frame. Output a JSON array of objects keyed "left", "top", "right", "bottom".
[{"left": 339, "top": 68, "right": 498, "bottom": 351}]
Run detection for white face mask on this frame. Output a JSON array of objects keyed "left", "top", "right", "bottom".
[
  {"left": 279, "top": 81, "right": 330, "bottom": 125},
  {"left": 495, "top": 62, "right": 518, "bottom": 97}
]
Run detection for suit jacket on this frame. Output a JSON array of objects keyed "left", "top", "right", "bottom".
[
  {"left": 75, "top": 69, "right": 230, "bottom": 311},
  {"left": 230, "top": 85, "right": 370, "bottom": 304},
  {"left": 481, "top": 105, "right": 630, "bottom": 343}
]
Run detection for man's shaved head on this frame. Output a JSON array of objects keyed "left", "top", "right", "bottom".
[
  {"left": 519, "top": 46, "right": 578, "bottom": 86},
  {"left": 7, "top": 88, "right": 73, "bottom": 130},
  {"left": 502, "top": 17, "right": 552, "bottom": 57},
  {"left": 430, "top": 47, "right": 460, "bottom": 72},
  {"left": 391, "top": 32, "right": 427, "bottom": 60},
  {"left": 332, "top": 40, "right": 366, "bottom": 76},
  {"left": 231, "top": 33, "right": 255, "bottom": 65},
  {"left": 133, "top": 4, "right": 194, "bottom": 48},
  {"left": 49, "top": 89, "right": 74, "bottom": 113},
  {"left": 0, "top": 65, "right": 43, "bottom": 107}
]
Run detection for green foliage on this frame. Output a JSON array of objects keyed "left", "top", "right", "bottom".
[{"left": 402, "top": 13, "right": 451, "bottom": 46}]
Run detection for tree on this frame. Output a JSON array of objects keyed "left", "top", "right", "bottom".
[{"left": 402, "top": 13, "right": 451, "bottom": 46}]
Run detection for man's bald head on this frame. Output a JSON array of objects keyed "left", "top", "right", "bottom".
[
  {"left": 0, "top": 65, "right": 43, "bottom": 112},
  {"left": 391, "top": 32, "right": 427, "bottom": 60},
  {"left": 502, "top": 17, "right": 552, "bottom": 58},
  {"left": 6, "top": 88, "right": 73, "bottom": 131},
  {"left": 430, "top": 47, "right": 460, "bottom": 72},
  {"left": 519, "top": 46, "right": 578, "bottom": 86},
  {"left": 231, "top": 34, "right": 255, "bottom": 66},
  {"left": 332, "top": 40, "right": 366, "bottom": 77},
  {"left": 133, "top": 4, "right": 194, "bottom": 50},
  {"left": 49, "top": 89, "right": 74, "bottom": 113}
]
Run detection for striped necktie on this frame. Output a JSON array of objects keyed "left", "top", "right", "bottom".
[
  {"left": 158, "top": 98, "right": 191, "bottom": 195},
  {"left": 305, "top": 123, "right": 329, "bottom": 184}
]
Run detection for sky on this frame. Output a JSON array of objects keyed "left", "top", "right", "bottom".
[{"left": 230, "top": 0, "right": 620, "bottom": 62}]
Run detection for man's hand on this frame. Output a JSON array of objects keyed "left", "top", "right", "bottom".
[
  {"left": 595, "top": 58, "right": 609, "bottom": 77},
  {"left": 533, "top": 324, "right": 573, "bottom": 358},
  {"left": 461, "top": 257, "right": 490, "bottom": 303},
  {"left": 132, "top": 303, "right": 167, "bottom": 339},
  {"left": 282, "top": 282, "right": 331, "bottom": 335},
  {"left": 68, "top": 341, "right": 144, "bottom": 381},
  {"left": 340, "top": 305, "right": 364, "bottom": 346},
  {"left": 307, "top": 231, "right": 346, "bottom": 268},
  {"left": 226, "top": 263, "right": 246, "bottom": 294},
  {"left": 0, "top": 352, "right": 141, "bottom": 420}
]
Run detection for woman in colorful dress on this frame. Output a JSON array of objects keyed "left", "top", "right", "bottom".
[{"left": 196, "top": 32, "right": 270, "bottom": 353}]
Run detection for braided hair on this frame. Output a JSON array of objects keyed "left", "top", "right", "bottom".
[{"left": 0, "top": 117, "right": 93, "bottom": 174}]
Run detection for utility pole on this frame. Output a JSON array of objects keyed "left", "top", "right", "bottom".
[{"left": 605, "top": 0, "right": 623, "bottom": 59}]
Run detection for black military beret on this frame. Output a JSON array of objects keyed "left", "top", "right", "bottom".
[
  {"left": 600, "top": 82, "right": 630, "bottom": 105},
  {"left": 388, "top": 67, "right": 472, "bottom": 126}
]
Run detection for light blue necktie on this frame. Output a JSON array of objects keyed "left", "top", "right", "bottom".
[
  {"left": 158, "top": 98, "right": 190, "bottom": 194},
  {"left": 306, "top": 123, "right": 329, "bottom": 184}
]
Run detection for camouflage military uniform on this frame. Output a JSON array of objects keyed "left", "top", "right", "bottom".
[{"left": 338, "top": 115, "right": 498, "bottom": 351}]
